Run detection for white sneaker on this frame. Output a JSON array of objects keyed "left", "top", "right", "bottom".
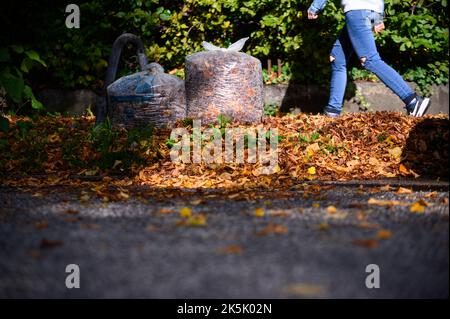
[{"left": 406, "top": 96, "right": 430, "bottom": 117}]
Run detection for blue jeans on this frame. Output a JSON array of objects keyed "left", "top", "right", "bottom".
[{"left": 325, "top": 10, "right": 414, "bottom": 115}]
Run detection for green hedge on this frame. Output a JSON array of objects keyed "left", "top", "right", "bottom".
[{"left": 0, "top": 0, "right": 448, "bottom": 109}]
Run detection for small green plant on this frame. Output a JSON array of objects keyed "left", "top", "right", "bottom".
[
  {"left": 325, "top": 144, "right": 337, "bottom": 153},
  {"left": 166, "top": 138, "right": 176, "bottom": 149},
  {"left": 182, "top": 118, "right": 194, "bottom": 127},
  {"left": 217, "top": 114, "right": 232, "bottom": 129},
  {"left": 354, "top": 89, "right": 373, "bottom": 112},
  {"left": 264, "top": 104, "right": 278, "bottom": 117},
  {"left": 299, "top": 131, "right": 320, "bottom": 143},
  {"left": 350, "top": 67, "right": 379, "bottom": 82}
]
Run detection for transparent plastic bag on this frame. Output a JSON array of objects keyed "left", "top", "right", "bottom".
[
  {"left": 185, "top": 38, "right": 264, "bottom": 124},
  {"left": 107, "top": 63, "right": 186, "bottom": 129}
]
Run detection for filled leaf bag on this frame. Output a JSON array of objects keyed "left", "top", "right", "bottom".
[
  {"left": 185, "top": 38, "right": 264, "bottom": 124},
  {"left": 107, "top": 63, "right": 186, "bottom": 129}
]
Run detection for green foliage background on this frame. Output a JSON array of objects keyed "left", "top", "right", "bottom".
[{"left": 0, "top": 0, "right": 448, "bottom": 108}]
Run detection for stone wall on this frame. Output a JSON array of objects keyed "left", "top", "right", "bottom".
[
  {"left": 38, "top": 82, "right": 449, "bottom": 116},
  {"left": 265, "top": 82, "right": 449, "bottom": 115}
]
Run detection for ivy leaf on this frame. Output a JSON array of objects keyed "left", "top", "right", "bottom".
[
  {"left": 10, "top": 45, "right": 24, "bottom": 54},
  {"left": 24, "top": 85, "right": 44, "bottom": 110},
  {"left": 0, "top": 72, "right": 24, "bottom": 103},
  {"left": 25, "top": 50, "right": 47, "bottom": 67}
]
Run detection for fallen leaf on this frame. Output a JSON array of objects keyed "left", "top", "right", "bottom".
[
  {"left": 268, "top": 210, "right": 290, "bottom": 217},
  {"left": 376, "top": 229, "right": 393, "bottom": 239},
  {"left": 316, "top": 222, "right": 329, "bottom": 231},
  {"left": 389, "top": 146, "right": 402, "bottom": 159},
  {"left": 306, "top": 143, "right": 320, "bottom": 156},
  {"left": 399, "top": 164, "right": 410, "bottom": 175},
  {"left": 178, "top": 214, "right": 207, "bottom": 227},
  {"left": 358, "top": 222, "right": 380, "bottom": 229},
  {"left": 353, "top": 239, "right": 379, "bottom": 248},
  {"left": 254, "top": 207, "right": 265, "bottom": 217},
  {"left": 190, "top": 199, "right": 203, "bottom": 205},
  {"left": 283, "top": 283, "right": 324, "bottom": 297},
  {"left": 326, "top": 205, "right": 337, "bottom": 214},
  {"left": 34, "top": 221, "right": 48, "bottom": 230},
  {"left": 367, "top": 198, "right": 408, "bottom": 206},
  {"left": 396, "top": 187, "right": 413, "bottom": 194},
  {"left": 179, "top": 207, "right": 192, "bottom": 218},
  {"left": 146, "top": 224, "right": 160, "bottom": 232},
  {"left": 217, "top": 245, "right": 244, "bottom": 254},
  {"left": 379, "top": 185, "right": 392, "bottom": 191},
  {"left": 410, "top": 200, "right": 428, "bottom": 213},
  {"left": 307, "top": 166, "right": 316, "bottom": 175},
  {"left": 81, "top": 223, "right": 101, "bottom": 230},
  {"left": 79, "top": 193, "right": 91, "bottom": 202},
  {"left": 424, "top": 192, "right": 438, "bottom": 199},
  {"left": 117, "top": 190, "right": 130, "bottom": 200},
  {"left": 256, "top": 223, "right": 288, "bottom": 236},
  {"left": 40, "top": 238, "right": 63, "bottom": 249},
  {"left": 157, "top": 208, "right": 176, "bottom": 215},
  {"left": 64, "top": 209, "right": 79, "bottom": 215}
]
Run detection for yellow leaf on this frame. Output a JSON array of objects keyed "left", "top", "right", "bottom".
[
  {"left": 184, "top": 214, "right": 207, "bottom": 226},
  {"left": 326, "top": 205, "right": 337, "bottom": 214},
  {"left": 254, "top": 207, "right": 265, "bottom": 217},
  {"left": 389, "top": 146, "right": 402, "bottom": 159},
  {"left": 307, "top": 166, "right": 316, "bottom": 175},
  {"left": 305, "top": 143, "right": 320, "bottom": 157},
  {"left": 410, "top": 200, "right": 429, "bottom": 213},
  {"left": 367, "top": 198, "right": 408, "bottom": 206},
  {"left": 273, "top": 164, "right": 281, "bottom": 174},
  {"left": 179, "top": 207, "right": 192, "bottom": 218}
]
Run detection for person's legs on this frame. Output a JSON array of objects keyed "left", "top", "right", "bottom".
[
  {"left": 344, "top": 10, "right": 415, "bottom": 103},
  {"left": 325, "top": 25, "right": 354, "bottom": 116}
]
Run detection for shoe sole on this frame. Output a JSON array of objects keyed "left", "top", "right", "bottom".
[{"left": 416, "top": 98, "right": 430, "bottom": 117}]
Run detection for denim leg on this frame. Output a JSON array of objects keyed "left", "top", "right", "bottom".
[
  {"left": 326, "top": 25, "right": 354, "bottom": 114},
  {"left": 345, "top": 10, "right": 414, "bottom": 101}
]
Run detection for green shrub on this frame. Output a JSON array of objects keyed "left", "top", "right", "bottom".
[
  {"left": 0, "top": 45, "right": 46, "bottom": 113},
  {"left": 0, "top": 0, "right": 448, "bottom": 95}
]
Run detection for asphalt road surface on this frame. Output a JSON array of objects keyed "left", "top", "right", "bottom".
[{"left": 0, "top": 182, "right": 448, "bottom": 298}]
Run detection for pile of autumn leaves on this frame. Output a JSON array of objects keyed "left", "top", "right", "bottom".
[{"left": 0, "top": 112, "right": 448, "bottom": 189}]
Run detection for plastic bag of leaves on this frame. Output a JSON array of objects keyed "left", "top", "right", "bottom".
[
  {"left": 107, "top": 63, "right": 186, "bottom": 129},
  {"left": 185, "top": 38, "right": 264, "bottom": 124}
]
